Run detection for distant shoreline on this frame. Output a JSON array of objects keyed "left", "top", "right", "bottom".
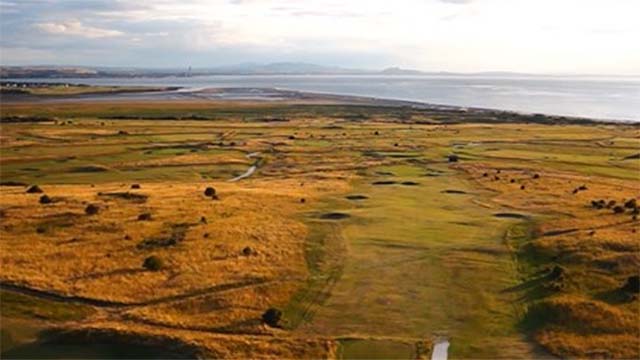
[{"left": 1, "top": 83, "right": 637, "bottom": 126}]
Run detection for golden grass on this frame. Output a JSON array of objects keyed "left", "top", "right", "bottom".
[{"left": 2, "top": 101, "right": 639, "bottom": 358}]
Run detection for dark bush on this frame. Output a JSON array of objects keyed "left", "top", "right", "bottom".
[
  {"left": 124, "top": 234, "right": 131, "bottom": 240},
  {"left": 482, "top": 172, "right": 488, "bottom": 177},
  {"left": 261, "top": 308, "right": 282, "bottom": 327},
  {"left": 578, "top": 184, "right": 588, "bottom": 191},
  {"left": 39, "top": 195, "right": 52, "bottom": 204},
  {"left": 26, "top": 185, "right": 43, "bottom": 193},
  {"left": 85, "top": 204, "right": 100, "bottom": 215},
  {"left": 131, "top": 184, "right": 141, "bottom": 189},
  {"left": 606, "top": 200, "right": 616, "bottom": 208},
  {"left": 621, "top": 275, "right": 639, "bottom": 294},
  {"left": 138, "top": 212, "right": 152, "bottom": 221},
  {"left": 204, "top": 187, "right": 216, "bottom": 197},
  {"left": 624, "top": 199, "right": 637, "bottom": 209},
  {"left": 520, "top": 185, "right": 525, "bottom": 190},
  {"left": 448, "top": 154, "right": 458, "bottom": 162},
  {"left": 510, "top": 179, "right": 515, "bottom": 183},
  {"left": 613, "top": 206, "right": 625, "bottom": 214},
  {"left": 374, "top": 131, "right": 379, "bottom": 135},
  {"left": 394, "top": 143, "right": 399, "bottom": 147},
  {"left": 548, "top": 265, "right": 566, "bottom": 280},
  {"left": 288, "top": 135, "right": 295, "bottom": 140},
  {"left": 533, "top": 174, "right": 540, "bottom": 179},
  {"left": 200, "top": 216, "right": 207, "bottom": 224},
  {"left": 300, "top": 198, "right": 306, "bottom": 203},
  {"left": 242, "top": 246, "right": 254, "bottom": 256},
  {"left": 143, "top": 255, "right": 163, "bottom": 271}
]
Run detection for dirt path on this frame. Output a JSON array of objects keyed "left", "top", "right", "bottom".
[{"left": 229, "top": 152, "right": 261, "bottom": 182}]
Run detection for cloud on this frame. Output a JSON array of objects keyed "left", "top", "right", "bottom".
[
  {"left": 438, "top": 0, "right": 475, "bottom": 4},
  {"left": 34, "top": 20, "right": 123, "bottom": 38},
  {"left": 0, "top": 0, "right": 638, "bottom": 74}
]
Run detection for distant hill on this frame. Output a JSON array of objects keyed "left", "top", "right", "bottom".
[{"left": 1, "top": 63, "right": 632, "bottom": 79}]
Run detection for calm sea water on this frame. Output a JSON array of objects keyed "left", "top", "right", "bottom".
[{"left": 9, "top": 75, "right": 640, "bottom": 121}]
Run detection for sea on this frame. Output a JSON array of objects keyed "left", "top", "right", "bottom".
[{"left": 6, "top": 75, "right": 640, "bottom": 121}]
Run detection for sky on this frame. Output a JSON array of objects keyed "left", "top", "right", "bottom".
[{"left": 0, "top": 0, "right": 639, "bottom": 74}]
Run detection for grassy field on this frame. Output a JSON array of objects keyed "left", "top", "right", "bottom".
[{"left": 1, "top": 99, "right": 638, "bottom": 358}]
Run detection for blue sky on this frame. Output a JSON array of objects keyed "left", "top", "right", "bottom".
[{"left": 1, "top": 0, "right": 638, "bottom": 74}]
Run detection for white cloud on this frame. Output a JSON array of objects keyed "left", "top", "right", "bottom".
[
  {"left": 35, "top": 20, "right": 123, "bottom": 38},
  {"left": 2, "top": 0, "right": 639, "bottom": 74}
]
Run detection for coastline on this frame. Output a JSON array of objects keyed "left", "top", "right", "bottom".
[{"left": 1, "top": 85, "right": 637, "bottom": 126}]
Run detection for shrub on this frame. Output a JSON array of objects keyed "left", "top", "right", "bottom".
[
  {"left": 548, "top": 265, "right": 566, "bottom": 280},
  {"left": 448, "top": 154, "right": 458, "bottom": 162},
  {"left": 39, "top": 195, "right": 52, "bottom": 204},
  {"left": 606, "top": 200, "right": 616, "bottom": 208},
  {"left": 242, "top": 246, "right": 254, "bottom": 256},
  {"left": 26, "top": 185, "right": 43, "bottom": 193},
  {"left": 85, "top": 204, "right": 99, "bottom": 215},
  {"left": 288, "top": 135, "right": 295, "bottom": 140},
  {"left": 131, "top": 184, "right": 141, "bottom": 189},
  {"left": 520, "top": 185, "right": 526, "bottom": 190},
  {"left": 613, "top": 206, "right": 625, "bottom": 214},
  {"left": 624, "top": 199, "right": 637, "bottom": 209},
  {"left": 261, "top": 308, "right": 282, "bottom": 327},
  {"left": 300, "top": 198, "right": 306, "bottom": 203},
  {"left": 482, "top": 172, "right": 488, "bottom": 177},
  {"left": 200, "top": 216, "right": 207, "bottom": 224},
  {"left": 143, "top": 255, "right": 163, "bottom": 271},
  {"left": 621, "top": 275, "right": 639, "bottom": 294},
  {"left": 510, "top": 179, "right": 515, "bottom": 183},
  {"left": 204, "top": 187, "right": 216, "bottom": 197},
  {"left": 138, "top": 212, "right": 152, "bottom": 221},
  {"left": 533, "top": 174, "right": 540, "bottom": 179}
]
